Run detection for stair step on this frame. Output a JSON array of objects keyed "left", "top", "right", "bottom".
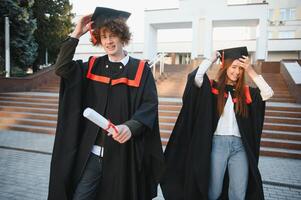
[
  {"left": 260, "top": 138, "right": 301, "bottom": 150},
  {"left": 0, "top": 106, "right": 58, "bottom": 115},
  {"left": 264, "top": 116, "right": 301, "bottom": 125},
  {"left": 160, "top": 130, "right": 172, "bottom": 139},
  {"left": 159, "top": 110, "right": 180, "bottom": 117},
  {"left": 264, "top": 122, "right": 301, "bottom": 132},
  {"left": 265, "top": 110, "right": 301, "bottom": 118},
  {"left": 159, "top": 122, "right": 175, "bottom": 130},
  {"left": 31, "top": 89, "right": 59, "bottom": 93},
  {"left": 0, "top": 100, "right": 58, "bottom": 109},
  {"left": 262, "top": 130, "right": 301, "bottom": 141},
  {"left": 159, "top": 116, "right": 178, "bottom": 123},
  {"left": 0, "top": 117, "right": 56, "bottom": 128},
  {"left": 0, "top": 124, "right": 55, "bottom": 134},
  {"left": 159, "top": 105, "right": 182, "bottom": 111},
  {"left": 0, "top": 96, "right": 58, "bottom": 104},
  {"left": 268, "top": 98, "right": 296, "bottom": 103},
  {"left": 260, "top": 147, "right": 301, "bottom": 159},
  {"left": 266, "top": 105, "right": 301, "bottom": 112},
  {"left": 0, "top": 93, "right": 59, "bottom": 99},
  {"left": 0, "top": 111, "right": 57, "bottom": 121}
]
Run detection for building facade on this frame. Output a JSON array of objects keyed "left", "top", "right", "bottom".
[{"left": 74, "top": 0, "right": 301, "bottom": 64}]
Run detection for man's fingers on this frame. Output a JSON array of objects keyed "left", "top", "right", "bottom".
[
  {"left": 120, "top": 135, "right": 130, "bottom": 143},
  {"left": 119, "top": 132, "right": 129, "bottom": 142},
  {"left": 111, "top": 125, "right": 131, "bottom": 143}
]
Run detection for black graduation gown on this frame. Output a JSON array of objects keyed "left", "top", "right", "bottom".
[
  {"left": 160, "top": 68, "right": 265, "bottom": 200},
  {"left": 48, "top": 40, "right": 164, "bottom": 200}
]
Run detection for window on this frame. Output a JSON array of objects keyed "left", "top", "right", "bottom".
[
  {"left": 279, "top": 8, "right": 296, "bottom": 21},
  {"left": 278, "top": 31, "right": 295, "bottom": 39},
  {"left": 289, "top": 8, "right": 296, "bottom": 20},
  {"left": 280, "top": 9, "right": 287, "bottom": 21},
  {"left": 268, "top": 9, "right": 274, "bottom": 20}
]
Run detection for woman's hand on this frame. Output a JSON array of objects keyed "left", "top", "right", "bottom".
[
  {"left": 209, "top": 51, "right": 219, "bottom": 63},
  {"left": 70, "top": 14, "right": 93, "bottom": 39},
  {"left": 238, "top": 56, "right": 258, "bottom": 79}
]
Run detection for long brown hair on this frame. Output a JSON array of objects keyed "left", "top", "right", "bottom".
[{"left": 216, "top": 59, "right": 248, "bottom": 117}]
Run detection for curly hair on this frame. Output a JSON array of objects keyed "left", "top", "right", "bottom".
[{"left": 91, "top": 18, "right": 131, "bottom": 46}]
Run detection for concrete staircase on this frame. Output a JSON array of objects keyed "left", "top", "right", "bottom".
[
  {"left": 0, "top": 65, "right": 300, "bottom": 159},
  {"left": 261, "top": 73, "right": 296, "bottom": 103},
  {"left": 0, "top": 93, "right": 58, "bottom": 134}
]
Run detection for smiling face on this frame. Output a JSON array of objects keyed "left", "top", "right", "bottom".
[
  {"left": 100, "top": 28, "right": 124, "bottom": 60},
  {"left": 226, "top": 59, "right": 243, "bottom": 85}
]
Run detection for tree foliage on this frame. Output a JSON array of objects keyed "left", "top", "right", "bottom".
[
  {"left": 32, "top": 0, "right": 74, "bottom": 71},
  {"left": 0, "top": 0, "right": 74, "bottom": 75},
  {"left": 0, "top": 0, "right": 38, "bottom": 74}
]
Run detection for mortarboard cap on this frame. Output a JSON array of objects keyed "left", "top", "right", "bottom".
[
  {"left": 91, "top": 7, "right": 131, "bottom": 29},
  {"left": 218, "top": 46, "right": 248, "bottom": 68}
]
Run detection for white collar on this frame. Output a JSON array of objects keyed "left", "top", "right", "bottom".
[{"left": 108, "top": 53, "right": 129, "bottom": 66}]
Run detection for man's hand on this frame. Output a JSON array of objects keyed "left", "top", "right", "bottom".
[
  {"left": 113, "top": 125, "right": 132, "bottom": 144},
  {"left": 70, "top": 14, "right": 93, "bottom": 39}
]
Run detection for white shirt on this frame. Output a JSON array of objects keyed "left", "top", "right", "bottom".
[
  {"left": 214, "top": 92, "right": 241, "bottom": 137},
  {"left": 108, "top": 53, "right": 129, "bottom": 66}
]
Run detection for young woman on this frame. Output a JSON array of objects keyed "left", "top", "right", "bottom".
[{"left": 161, "top": 47, "right": 273, "bottom": 200}]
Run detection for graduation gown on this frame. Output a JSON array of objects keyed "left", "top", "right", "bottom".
[
  {"left": 160, "top": 68, "right": 265, "bottom": 200},
  {"left": 48, "top": 38, "right": 164, "bottom": 200}
]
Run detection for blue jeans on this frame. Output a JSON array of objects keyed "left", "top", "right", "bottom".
[
  {"left": 208, "top": 135, "right": 249, "bottom": 200},
  {"left": 73, "top": 153, "right": 102, "bottom": 200}
]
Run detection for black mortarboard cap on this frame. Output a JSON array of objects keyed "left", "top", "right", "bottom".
[
  {"left": 218, "top": 46, "right": 248, "bottom": 68},
  {"left": 91, "top": 7, "right": 131, "bottom": 29},
  {"left": 218, "top": 46, "right": 248, "bottom": 60}
]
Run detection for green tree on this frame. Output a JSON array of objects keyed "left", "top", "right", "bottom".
[
  {"left": 32, "top": 0, "right": 73, "bottom": 71},
  {"left": 0, "top": 0, "right": 38, "bottom": 75}
]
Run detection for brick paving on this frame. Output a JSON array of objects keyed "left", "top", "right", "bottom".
[{"left": 0, "top": 130, "right": 300, "bottom": 200}]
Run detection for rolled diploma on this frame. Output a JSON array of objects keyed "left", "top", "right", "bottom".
[{"left": 83, "top": 107, "right": 119, "bottom": 136}]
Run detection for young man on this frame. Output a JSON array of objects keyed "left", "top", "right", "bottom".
[{"left": 48, "top": 7, "right": 164, "bottom": 200}]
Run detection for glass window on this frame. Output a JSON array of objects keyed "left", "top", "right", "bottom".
[
  {"left": 280, "top": 8, "right": 287, "bottom": 21},
  {"left": 289, "top": 8, "right": 296, "bottom": 20},
  {"left": 268, "top": 9, "right": 274, "bottom": 20}
]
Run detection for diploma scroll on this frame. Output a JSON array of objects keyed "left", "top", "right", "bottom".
[{"left": 83, "top": 108, "right": 119, "bottom": 136}]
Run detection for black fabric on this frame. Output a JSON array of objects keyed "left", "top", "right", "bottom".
[
  {"left": 92, "top": 7, "right": 131, "bottom": 29},
  {"left": 218, "top": 46, "right": 248, "bottom": 60},
  {"left": 161, "top": 68, "right": 265, "bottom": 200},
  {"left": 48, "top": 39, "right": 164, "bottom": 200},
  {"left": 124, "top": 119, "right": 146, "bottom": 137}
]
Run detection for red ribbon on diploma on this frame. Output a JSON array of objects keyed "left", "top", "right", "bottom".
[{"left": 104, "top": 120, "right": 118, "bottom": 135}]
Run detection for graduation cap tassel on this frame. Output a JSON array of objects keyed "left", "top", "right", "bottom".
[{"left": 221, "top": 50, "right": 225, "bottom": 68}]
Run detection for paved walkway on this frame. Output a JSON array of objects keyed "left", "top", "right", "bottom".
[{"left": 0, "top": 130, "right": 301, "bottom": 200}]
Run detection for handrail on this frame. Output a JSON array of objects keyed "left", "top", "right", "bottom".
[{"left": 148, "top": 53, "right": 166, "bottom": 80}]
